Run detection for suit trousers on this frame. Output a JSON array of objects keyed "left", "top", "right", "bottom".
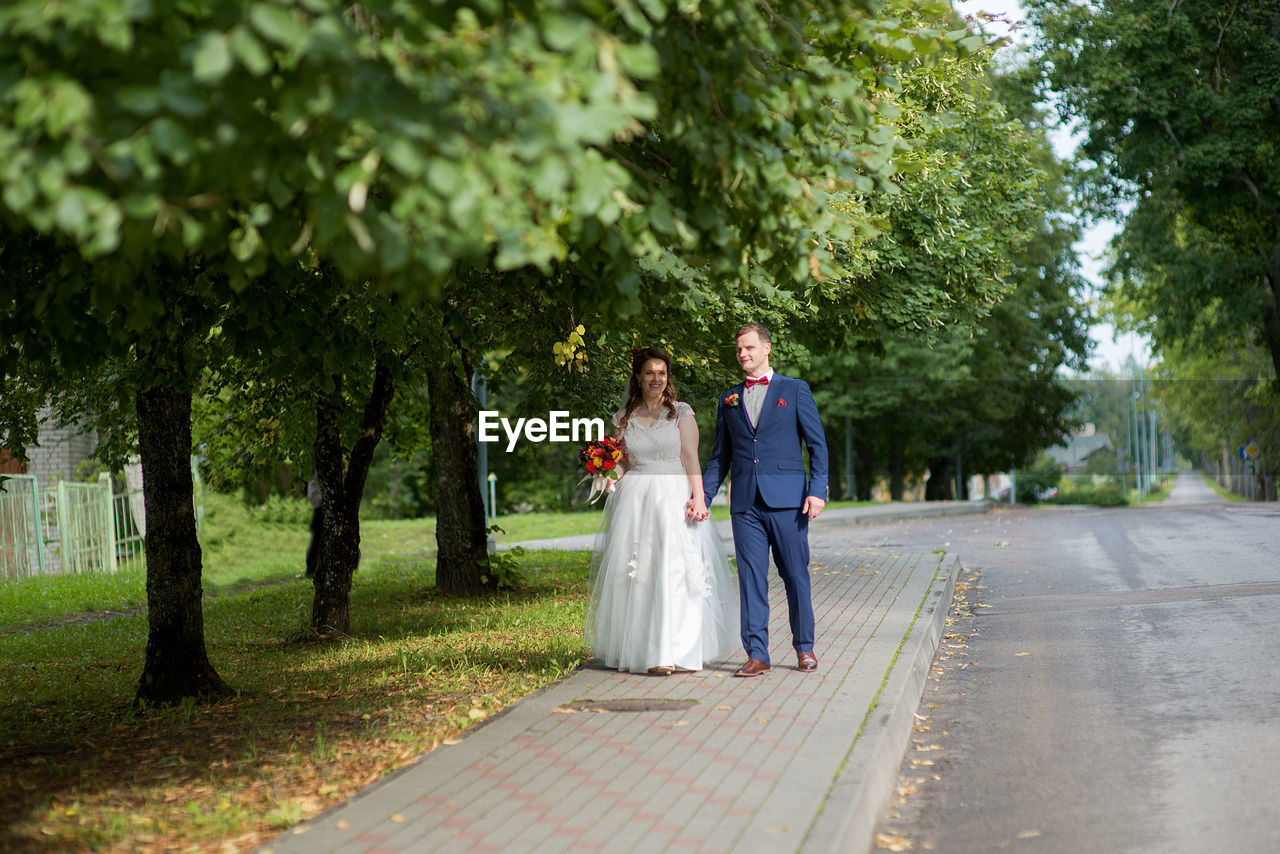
[{"left": 731, "top": 492, "right": 815, "bottom": 664}]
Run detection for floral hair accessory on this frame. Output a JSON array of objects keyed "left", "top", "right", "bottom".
[{"left": 724, "top": 392, "right": 741, "bottom": 407}]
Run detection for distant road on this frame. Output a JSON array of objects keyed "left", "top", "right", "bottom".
[{"left": 1162, "top": 469, "right": 1229, "bottom": 505}]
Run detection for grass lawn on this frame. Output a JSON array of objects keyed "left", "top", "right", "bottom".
[
  {"left": 0, "top": 493, "right": 311, "bottom": 630},
  {"left": 0, "top": 549, "right": 592, "bottom": 853},
  {"left": 1, "top": 493, "right": 888, "bottom": 631}
]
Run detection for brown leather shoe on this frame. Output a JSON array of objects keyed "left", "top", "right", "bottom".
[
  {"left": 797, "top": 651, "right": 818, "bottom": 672},
  {"left": 733, "top": 658, "right": 771, "bottom": 677},
  {"left": 647, "top": 666, "right": 674, "bottom": 676}
]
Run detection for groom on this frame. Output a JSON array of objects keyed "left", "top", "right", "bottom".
[{"left": 698, "top": 322, "right": 828, "bottom": 676}]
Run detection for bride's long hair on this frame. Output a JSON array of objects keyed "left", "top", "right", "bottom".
[{"left": 620, "top": 347, "right": 678, "bottom": 428}]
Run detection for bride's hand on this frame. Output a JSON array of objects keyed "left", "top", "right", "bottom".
[{"left": 687, "top": 497, "right": 709, "bottom": 522}]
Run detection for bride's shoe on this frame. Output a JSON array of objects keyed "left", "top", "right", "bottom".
[{"left": 647, "top": 665, "right": 674, "bottom": 676}]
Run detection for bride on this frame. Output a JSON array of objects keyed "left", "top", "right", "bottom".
[{"left": 585, "top": 347, "right": 739, "bottom": 675}]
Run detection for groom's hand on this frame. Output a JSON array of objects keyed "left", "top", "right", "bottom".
[{"left": 802, "top": 495, "right": 826, "bottom": 520}]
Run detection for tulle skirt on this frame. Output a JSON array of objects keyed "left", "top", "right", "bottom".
[{"left": 586, "top": 470, "right": 740, "bottom": 672}]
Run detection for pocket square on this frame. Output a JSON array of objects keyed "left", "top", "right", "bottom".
[{"left": 776, "top": 399, "right": 787, "bottom": 406}]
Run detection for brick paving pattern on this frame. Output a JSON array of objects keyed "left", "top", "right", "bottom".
[{"left": 262, "top": 525, "right": 953, "bottom": 854}]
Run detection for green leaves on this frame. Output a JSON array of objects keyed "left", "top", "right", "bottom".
[
  {"left": 229, "top": 26, "right": 273, "bottom": 76},
  {"left": 248, "top": 3, "right": 307, "bottom": 50},
  {"left": 191, "top": 32, "right": 233, "bottom": 83}
]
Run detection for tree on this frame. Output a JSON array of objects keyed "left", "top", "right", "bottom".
[
  {"left": 2, "top": 240, "right": 234, "bottom": 703},
  {"left": 1029, "top": 0, "right": 1280, "bottom": 391},
  {"left": 0, "top": 0, "right": 979, "bottom": 691},
  {"left": 410, "top": 0, "right": 991, "bottom": 593},
  {"left": 1150, "top": 317, "right": 1279, "bottom": 498},
  {"left": 805, "top": 44, "right": 1089, "bottom": 500},
  {"left": 0, "top": 0, "right": 671, "bottom": 698}
]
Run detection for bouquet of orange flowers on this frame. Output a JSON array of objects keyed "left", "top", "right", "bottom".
[{"left": 578, "top": 435, "right": 625, "bottom": 504}]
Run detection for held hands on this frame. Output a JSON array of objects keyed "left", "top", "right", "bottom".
[
  {"left": 802, "top": 495, "right": 826, "bottom": 521},
  {"left": 685, "top": 497, "right": 710, "bottom": 523}
]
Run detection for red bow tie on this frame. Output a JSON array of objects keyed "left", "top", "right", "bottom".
[{"left": 745, "top": 376, "right": 770, "bottom": 388}]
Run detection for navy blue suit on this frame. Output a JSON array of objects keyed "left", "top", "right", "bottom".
[{"left": 703, "top": 374, "right": 828, "bottom": 664}]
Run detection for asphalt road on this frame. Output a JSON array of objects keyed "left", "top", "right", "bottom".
[{"left": 865, "top": 473, "right": 1280, "bottom": 854}]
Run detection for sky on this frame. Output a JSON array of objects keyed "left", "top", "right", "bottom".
[{"left": 953, "top": 0, "right": 1152, "bottom": 374}]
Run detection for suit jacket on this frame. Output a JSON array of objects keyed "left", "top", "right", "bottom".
[{"left": 702, "top": 374, "right": 828, "bottom": 513}]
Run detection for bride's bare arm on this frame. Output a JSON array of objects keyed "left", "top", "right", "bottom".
[{"left": 677, "top": 412, "right": 709, "bottom": 521}]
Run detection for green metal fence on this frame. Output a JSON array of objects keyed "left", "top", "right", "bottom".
[
  {"left": 56, "top": 475, "right": 115, "bottom": 575},
  {"left": 0, "top": 474, "right": 47, "bottom": 579},
  {"left": 0, "top": 462, "right": 202, "bottom": 580},
  {"left": 110, "top": 479, "right": 146, "bottom": 575}
]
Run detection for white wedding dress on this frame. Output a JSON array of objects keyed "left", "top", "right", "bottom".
[{"left": 586, "top": 402, "right": 740, "bottom": 672}]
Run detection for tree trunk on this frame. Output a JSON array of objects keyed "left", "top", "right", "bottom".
[
  {"left": 843, "top": 416, "right": 856, "bottom": 500},
  {"left": 134, "top": 350, "right": 231, "bottom": 706},
  {"left": 856, "top": 433, "right": 874, "bottom": 501},
  {"left": 925, "top": 457, "right": 954, "bottom": 501},
  {"left": 426, "top": 338, "right": 493, "bottom": 596},
  {"left": 311, "top": 360, "right": 395, "bottom": 636},
  {"left": 889, "top": 439, "right": 905, "bottom": 501},
  {"left": 1262, "top": 269, "right": 1280, "bottom": 396}
]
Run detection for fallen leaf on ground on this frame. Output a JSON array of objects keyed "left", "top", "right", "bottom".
[{"left": 875, "top": 831, "right": 912, "bottom": 851}]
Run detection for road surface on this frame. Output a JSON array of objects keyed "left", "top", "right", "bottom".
[{"left": 867, "top": 473, "right": 1280, "bottom": 853}]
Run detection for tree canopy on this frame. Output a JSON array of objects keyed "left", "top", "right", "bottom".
[{"left": 1028, "top": 0, "right": 1280, "bottom": 389}]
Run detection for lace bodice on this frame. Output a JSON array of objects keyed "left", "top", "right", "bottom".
[{"left": 613, "top": 402, "right": 694, "bottom": 474}]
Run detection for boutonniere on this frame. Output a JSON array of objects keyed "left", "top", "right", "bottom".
[
  {"left": 724, "top": 392, "right": 741, "bottom": 407},
  {"left": 776, "top": 398, "right": 788, "bottom": 407}
]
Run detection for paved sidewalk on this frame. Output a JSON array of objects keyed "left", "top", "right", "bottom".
[
  {"left": 261, "top": 512, "right": 970, "bottom": 854},
  {"left": 504, "top": 499, "right": 992, "bottom": 552}
]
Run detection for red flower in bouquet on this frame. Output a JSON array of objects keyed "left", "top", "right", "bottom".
[{"left": 578, "top": 436, "right": 625, "bottom": 503}]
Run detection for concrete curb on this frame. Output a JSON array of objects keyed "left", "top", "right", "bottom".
[
  {"left": 811, "top": 503, "right": 992, "bottom": 527},
  {"left": 803, "top": 553, "right": 960, "bottom": 854}
]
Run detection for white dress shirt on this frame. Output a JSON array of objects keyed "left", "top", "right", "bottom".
[{"left": 743, "top": 369, "right": 774, "bottom": 428}]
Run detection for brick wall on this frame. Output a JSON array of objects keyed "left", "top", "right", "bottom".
[{"left": 25, "top": 407, "right": 99, "bottom": 486}]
